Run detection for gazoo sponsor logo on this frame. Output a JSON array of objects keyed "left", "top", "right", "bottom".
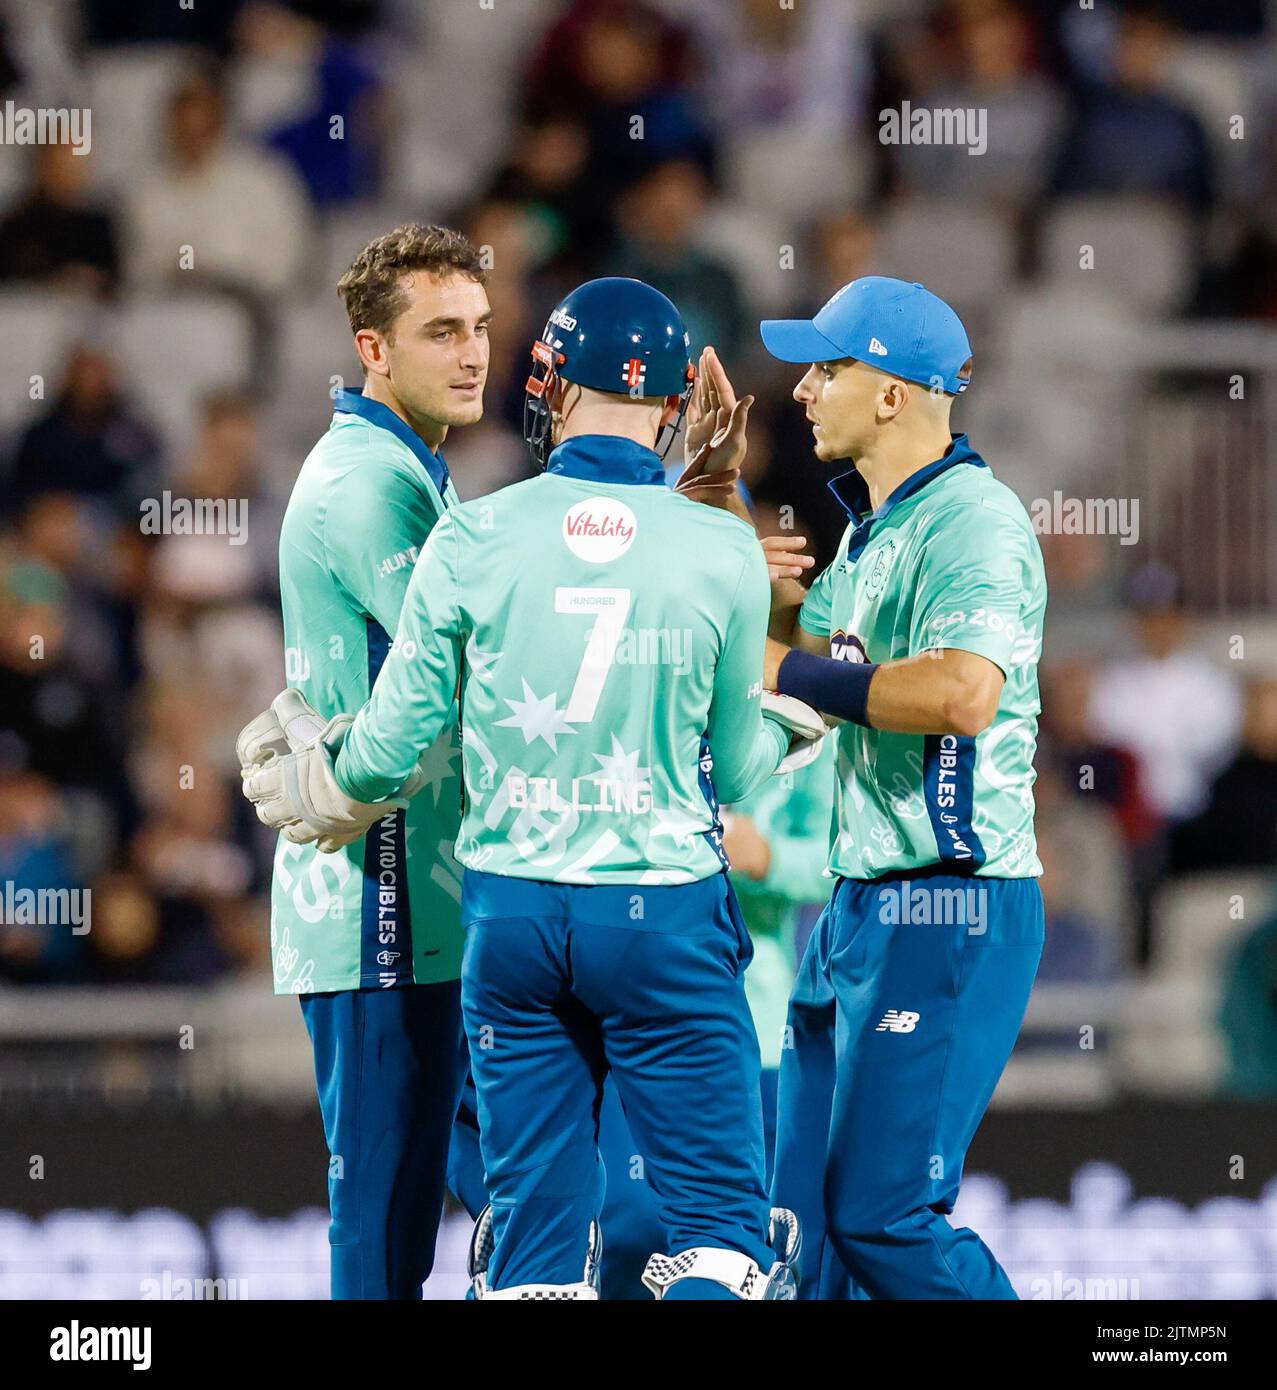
[
  {"left": 562, "top": 498, "right": 637, "bottom": 563},
  {"left": 50, "top": 1321, "right": 151, "bottom": 1370},
  {"left": 933, "top": 733, "right": 975, "bottom": 860}
]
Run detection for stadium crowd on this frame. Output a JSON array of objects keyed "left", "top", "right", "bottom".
[{"left": 0, "top": 0, "right": 1275, "bottom": 1097}]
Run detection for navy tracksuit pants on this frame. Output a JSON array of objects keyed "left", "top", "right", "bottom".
[
  {"left": 459, "top": 867, "right": 773, "bottom": 1297},
  {"left": 771, "top": 872, "right": 1043, "bottom": 1299}
]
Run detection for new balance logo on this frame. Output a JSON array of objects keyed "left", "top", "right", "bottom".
[
  {"left": 876, "top": 1009, "right": 920, "bottom": 1033},
  {"left": 868, "top": 337, "right": 888, "bottom": 356}
]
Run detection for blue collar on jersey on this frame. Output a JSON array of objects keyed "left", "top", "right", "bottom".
[
  {"left": 546, "top": 435, "right": 667, "bottom": 487},
  {"left": 829, "top": 434, "right": 987, "bottom": 562},
  {"left": 332, "top": 387, "right": 451, "bottom": 499}
]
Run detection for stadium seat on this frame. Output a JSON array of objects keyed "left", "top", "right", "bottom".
[
  {"left": 267, "top": 294, "right": 361, "bottom": 473},
  {"left": 114, "top": 294, "right": 254, "bottom": 458},
  {"left": 84, "top": 46, "right": 195, "bottom": 199},
  {"left": 1037, "top": 197, "right": 1195, "bottom": 317},
  {"left": 0, "top": 289, "right": 84, "bottom": 433},
  {"left": 1118, "top": 871, "right": 1277, "bottom": 1093},
  {"left": 724, "top": 126, "right": 868, "bottom": 225},
  {"left": 1150, "top": 871, "right": 1277, "bottom": 982},
  {"left": 874, "top": 199, "right": 1017, "bottom": 330}
]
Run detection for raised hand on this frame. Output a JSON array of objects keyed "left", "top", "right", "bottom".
[{"left": 676, "top": 346, "right": 753, "bottom": 500}]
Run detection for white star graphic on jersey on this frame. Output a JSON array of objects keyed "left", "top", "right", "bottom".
[
  {"left": 415, "top": 730, "right": 461, "bottom": 804},
  {"left": 650, "top": 804, "right": 708, "bottom": 848},
  {"left": 495, "top": 679, "right": 577, "bottom": 751},
  {"left": 466, "top": 638, "right": 502, "bottom": 681},
  {"left": 591, "top": 735, "right": 651, "bottom": 793}
]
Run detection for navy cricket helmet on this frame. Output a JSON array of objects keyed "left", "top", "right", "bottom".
[{"left": 523, "top": 276, "right": 696, "bottom": 469}]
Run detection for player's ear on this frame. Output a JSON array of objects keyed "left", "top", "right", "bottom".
[
  {"left": 354, "top": 328, "right": 390, "bottom": 377},
  {"left": 659, "top": 394, "right": 680, "bottom": 428},
  {"left": 879, "top": 378, "right": 908, "bottom": 422}
]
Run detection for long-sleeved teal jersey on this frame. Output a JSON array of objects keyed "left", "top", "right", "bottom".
[
  {"left": 270, "top": 389, "right": 465, "bottom": 995},
  {"left": 728, "top": 739, "right": 837, "bottom": 1068},
  {"left": 334, "top": 434, "right": 790, "bottom": 886}
]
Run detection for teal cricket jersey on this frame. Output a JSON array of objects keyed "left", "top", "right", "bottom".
[
  {"left": 728, "top": 739, "right": 837, "bottom": 1068},
  {"left": 333, "top": 434, "right": 790, "bottom": 886},
  {"left": 798, "top": 434, "right": 1046, "bottom": 881},
  {"left": 270, "top": 389, "right": 465, "bottom": 995}
]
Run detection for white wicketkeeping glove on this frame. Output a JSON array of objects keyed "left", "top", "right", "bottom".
[
  {"left": 761, "top": 690, "right": 830, "bottom": 775},
  {"left": 237, "top": 690, "right": 427, "bottom": 854},
  {"left": 235, "top": 687, "right": 328, "bottom": 775}
]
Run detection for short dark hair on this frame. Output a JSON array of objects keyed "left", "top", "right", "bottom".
[{"left": 336, "top": 223, "right": 487, "bottom": 339}]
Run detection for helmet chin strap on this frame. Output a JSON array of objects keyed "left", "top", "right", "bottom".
[{"left": 654, "top": 365, "right": 697, "bottom": 461}]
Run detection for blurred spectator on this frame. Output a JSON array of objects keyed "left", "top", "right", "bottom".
[
  {"left": 697, "top": 0, "right": 867, "bottom": 135},
  {"left": 83, "top": 868, "right": 248, "bottom": 986},
  {"left": 1217, "top": 906, "right": 1277, "bottom": 1098},
  {"left": 84, "top": 0, "right": 250, "bottom": 49},
  {"left": 236, "top": 1, "right": 385, "bottom": 206},
  {"left": 1033, "top": 762, "right": 1135, "bottom": 980},
  {"left": 1039, "top": 657, "right": 1157, "bottom": 851},
  {"left": 521, "top": 0, "right": 714, "bottom": 203},
  {"left": 485, "top": 114, "right": 607, "bottom": 271},
  {"left": 126, "top": 64, "right": 312, "bottom": 297},
  {"left": 4, "top": 343, "right": 162, "bottom": 524},
  {"left": 0, "top": 558, "right": 131, "bottom": 836},
  {"left": 610, "top": 159, "right": 748, "bottom": 359},
  {"left": 1049, "top": 6, "right": 1213, "bottom": 210},
  {"left": 0, "top": 142, "right": 119, "bottom": 296},
  {"left": 1171, "top": 675, "right": 1277, "bottom": 873},
  {"left": 170, "top": 390, "right": 284, "bottom": 594},
  {"left": 895, "top": 1, "right": 1062, "bottom": 209},
  {"left": 1034, "top": 530, "right": 1127, "bottom": 659},
  {"left": 0, "top": 769, "right": 85, "bottom": 984},
  {"left": 1035, "top": 837, "right": 1124, "bottom": 984},
  {"left": 806, "top": 208, "right": 881, "bottom": 307},
  {"left": 1089, "top": 565, "right": 1242, "bottom": 825}
]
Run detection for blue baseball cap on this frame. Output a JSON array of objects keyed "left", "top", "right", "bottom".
[{"left": 760, "top": 276, "right": 973, "bottom": 395}]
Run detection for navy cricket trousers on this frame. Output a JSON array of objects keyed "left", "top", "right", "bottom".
[
  {"left": 460, "top": 867, "right": 773, "bottom": 1297},
  {"left": 771, "top": 872, "right": 1043, "bottom": 1300},
  {"left": 301, "top": 980, "right": 466, "bottom": 1299}
]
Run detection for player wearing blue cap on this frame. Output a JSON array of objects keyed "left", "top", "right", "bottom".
[
  {"left": 691, "top": 277, "right": 1047, "bottom": 1298},
  {"left": 242, "top": 276, "right": 823, "bottom": 1300}
]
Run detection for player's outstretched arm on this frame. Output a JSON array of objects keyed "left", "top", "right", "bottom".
[
  {"left": 334, "top": 513, "right": 466, "bottom": 802},
  {"left": 707, "top": 548, "right": 794, "bottom": 804}
]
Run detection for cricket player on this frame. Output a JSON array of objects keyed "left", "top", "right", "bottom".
[
  {"left": 237, "top": 224, "right": 491, "bottom": 1298},
  {"left": 693, "top": 277, "right": 1047, "bottom": 1298},
  {"left": 242, "top": 276, "right": 825, "bottom": 1299}
]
